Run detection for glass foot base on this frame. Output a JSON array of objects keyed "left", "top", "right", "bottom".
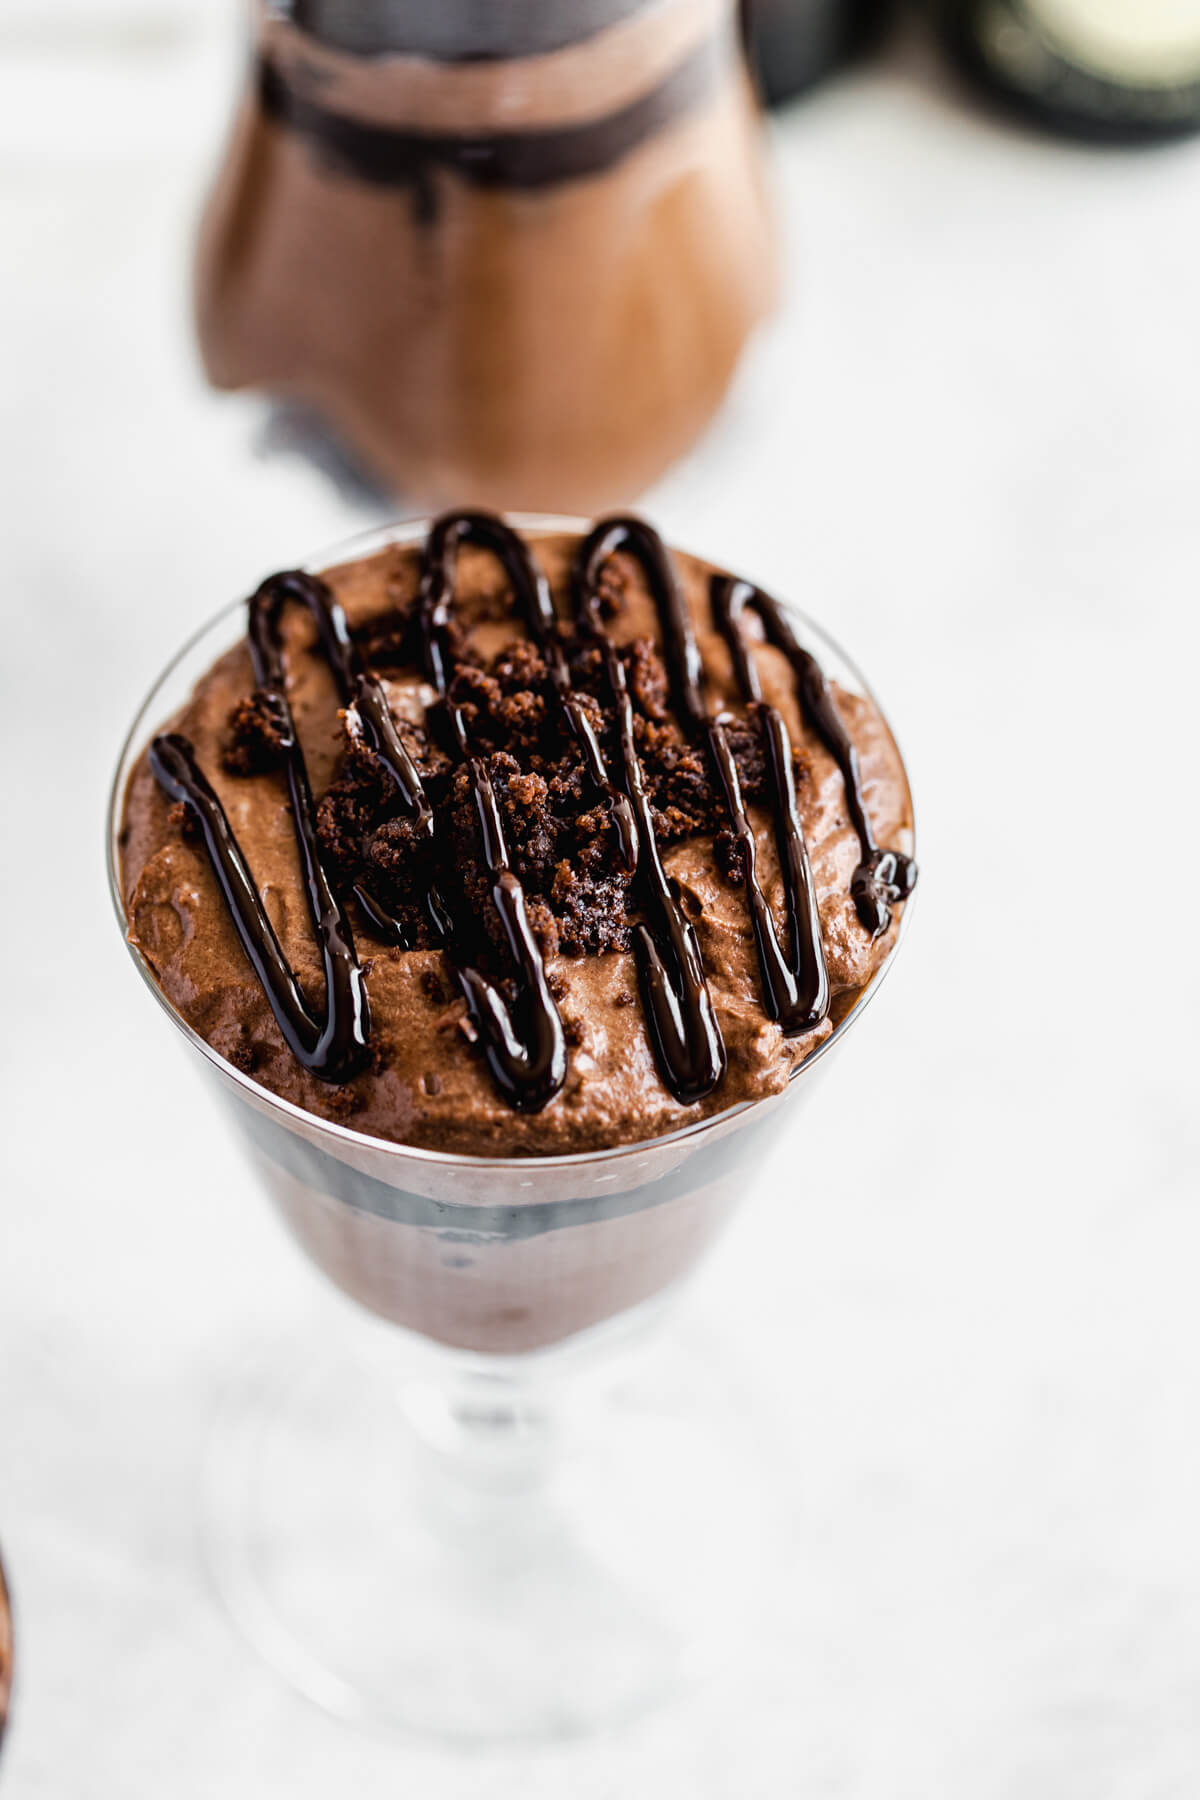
[{"left": 202, "top": 1323, "right": 778, "bottom": 1743}]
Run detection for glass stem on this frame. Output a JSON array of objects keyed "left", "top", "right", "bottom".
[{"left": 398, "top": 1360, "right": 564, "bottom": 1499}]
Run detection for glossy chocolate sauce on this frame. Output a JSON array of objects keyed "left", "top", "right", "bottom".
[
  {"left": 421, "top": 514, "right": 638, "bottom": 873},
  {"left": 715, "top": 578, "right": 917, "bottom": 936},
  {"left": 710, "top": 575, "right": 829, "bottom": 1032},
  {"left": 147, "top": 514, "right": 915, "bottom": 1112},
  {"left": 153, "top": 555, "right": 569, "bottom": 1112},
  {"left": 149, "top": 577, "right": 373, "bottom": 1084},
  {"left": 413, "top": 517, "right": 569, "bottom": 1111},
  {"left": 574, "top": 520, "right": 727, "bottom": 1105}
]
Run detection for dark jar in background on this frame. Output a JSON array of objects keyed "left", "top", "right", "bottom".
[
  {"left": 933, "top": 0, "right": 1200, "bottom": 141},
  {"left": 742, "top": 0, "right": 895, "bottom": 106},
  {"left": 194, "top": 0, "right": 777, "bottom": 511}
]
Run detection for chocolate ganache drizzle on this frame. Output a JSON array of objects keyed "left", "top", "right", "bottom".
[
  {"left": 148, "top": 574, "right": 375, "bottom": 1083},
  {"left": 147, "top": 513, "right": 914, "bottom": 1114},
  {"left": 421, "top": 513, "right": 638, "bottom": 875},
  {"left": 575, "top": 519, "right": 829, "bottom": 1040},
  {"left": 574, "top": 519, "right": 727, "bottom": 1104},
  {"left": 711, "top": 576, "right": 917, "bottom": 936}
]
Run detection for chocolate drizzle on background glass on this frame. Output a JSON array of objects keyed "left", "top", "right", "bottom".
[
  {"left": 148, "top": 512, "right": 914, "bottom": 1112},
  {"left": 257, "top": 25, "right": 724, "bottom": 221}
]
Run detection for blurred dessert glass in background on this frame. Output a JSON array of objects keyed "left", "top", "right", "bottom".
[{"left": 195, "top": 0, "right": 777, "bottom": 511}]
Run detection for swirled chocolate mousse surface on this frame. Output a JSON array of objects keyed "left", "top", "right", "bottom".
[{"left": 120, "top": 517, "right": 915, "bottom": 1155}]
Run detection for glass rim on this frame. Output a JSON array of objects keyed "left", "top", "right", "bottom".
[{"left": 106, "top": 511, "right": 918, "bottom": 1174}]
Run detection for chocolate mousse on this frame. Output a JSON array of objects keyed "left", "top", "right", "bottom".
[
  {"left": 119, "top": 515, "right": 915, "bottom": 1157},
  {"left": 194, "top": 0, "right": 775, "bottom": 511}
]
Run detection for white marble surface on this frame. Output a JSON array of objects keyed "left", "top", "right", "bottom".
[{"left": 3, "top": 7, "right": 1200, "bottom": 1795}]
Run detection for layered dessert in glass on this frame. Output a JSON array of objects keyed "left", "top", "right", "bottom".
[
  {"left": 194, "top": 0, "right": 776, "bottom": 509},
  {"left": 111, "top": 512, "right": 916, "bottom": 1735}
]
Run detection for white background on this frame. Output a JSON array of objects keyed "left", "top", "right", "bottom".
[{"left": 3, "top": 4, "right": 1200, "bottom": 1794}]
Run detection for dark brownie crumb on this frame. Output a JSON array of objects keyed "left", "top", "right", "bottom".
[
  {"left": 227, "top": 1038, "right": 257, "bottom": 1074},
  {"left": 420, "top": 970, "right": 451, "bottom": 1007},
  {"left": 526, "top": 898, "right": 560, "bottom": 959},
  {"left": 222, "top": 690, "right": 288, "bottom": 776},
  {"left": 326, "top": 1085, "right": 363, "bottom": 1119},
  {"left": 167, "top": 800, "right": 202, "bottom": 844},
  {"left": 470, "top": 580, "right": 517, "bottom": 624},
  {"left": 210, "top": 1020, "right": 257, "bottom": 1072},
  {"left": 317, "top": 731, "right": 448, "bottom": 950},
  {"left": 311, "top": 619, "right": 795, "bottom": 980},
  {"left": 595, "top": 559, "right": 627, "bottom": 619},
  {"left": 352, "top": 606, "right": 413, "bottom": 670},
  {"left": 549, "top": 860, "right": 634, "bottom": 956},
  {"left": 448, "top": 659, "right": 548, "bottom": 755},
  {"left": 715, "top": 828, "right": 748, "bottom": 886},
  {"left": 624, "top": 637, "right": 672, "bottom": 723}
]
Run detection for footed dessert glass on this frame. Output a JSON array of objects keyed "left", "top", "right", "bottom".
[{"left": 108, "top": 518, "right": 916, "bottom": 1741}]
